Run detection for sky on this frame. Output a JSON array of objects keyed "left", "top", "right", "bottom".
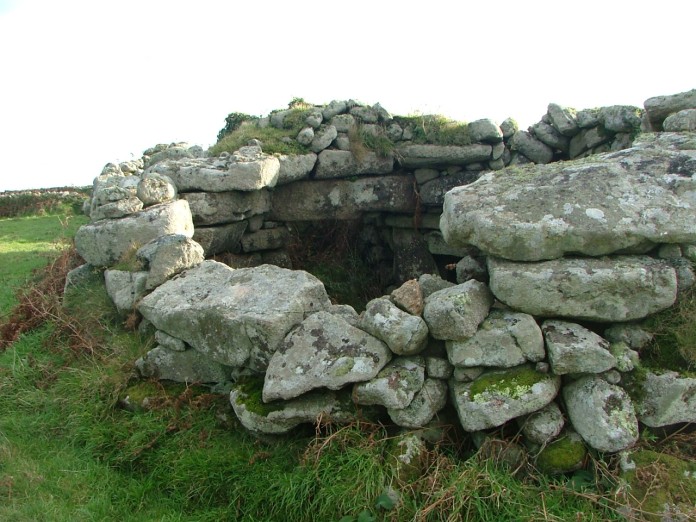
[{"left": 0, "top": 0, "right": 694, "bottom": 191}]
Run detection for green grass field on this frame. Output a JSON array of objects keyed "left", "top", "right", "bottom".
[{"left": 0, "top": 205, "right": 693, "bottom": 521}]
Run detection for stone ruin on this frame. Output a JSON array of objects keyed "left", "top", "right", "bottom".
[{"left": 68, "top": 89, "right": 696, "bottom": 471}]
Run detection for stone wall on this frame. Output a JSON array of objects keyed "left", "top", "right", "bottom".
[{"left": 69, "top": 89, "right": 696, "bottom": 471}]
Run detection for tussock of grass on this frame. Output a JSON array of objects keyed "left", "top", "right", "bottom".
[
  {"left": 209, "top": 123, "right": 309, "bottom": 156},
  {"left": 394, "top": 114, "right": 472, "bottom": 146},
  {"left": 642, "top": 285, "right": 696, "bottom": 372},
  {"left": 348, "top": 124, "right": 394, "bottom": 160}
]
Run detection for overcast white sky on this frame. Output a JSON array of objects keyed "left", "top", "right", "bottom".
[{"left": 0, "top": 0, "right": 694, "bottom": 191}]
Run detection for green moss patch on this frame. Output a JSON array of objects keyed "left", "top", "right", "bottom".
[
  {"left": 470, "top": 365, "right": 549, "bottom": 401},
  {"left": 233, "top": 376, "right": 285, "bottom": 416},
  {"left": 536, "top": 434, "right": 587, "bottom": 475},
  {"left": 621, "top": 449, "right": 696, "bottom": 521}
]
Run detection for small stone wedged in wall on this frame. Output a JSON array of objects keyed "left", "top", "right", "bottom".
[
  {"left": 517, "top": 402, "right": 565, "bottom": 446},
  {"left": 541, "top": 320, "right": 616, "bottom": 375},
  {"left": 423, "top": 280, "right": 493, "bottom": 341},
  {"left": 387, "top": 378, "right": 448, "bottom": 428},
  {"left": 360, "top": 297, "right": 429, "bottom": 356},
  {"left": 155, "top": 330, "right": 187, "bottom": 352},
  {"left": 353, "top": 356, "right": 426, "bottom": 409}
]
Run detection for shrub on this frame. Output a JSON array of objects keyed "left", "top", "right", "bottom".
[{"left": 216, "top": 112, "right": 257, "bottom": 142}]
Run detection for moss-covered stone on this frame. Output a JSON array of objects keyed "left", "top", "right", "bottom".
[
  {"left": 621, "top": 449, "right": 696, "bottom": 521},
  {"left": 535, "top": 432, "right": 587, "bottom": 475},
  {"left": 469, "top": 365, "right": 549, "bottom": 402}
]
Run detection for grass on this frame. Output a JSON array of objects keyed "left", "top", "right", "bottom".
[
  {"left": 209, "top": 123, "right": 310, "bottom": 156},
  {"left": 348, "top": 124, "right": 395, "bottom": 160},
  {"left": 0, "top": 201, "right": 694, "bottom": 520},
  {"left": 394, "top": 114, "right": 472, "bottom": 146},
  {"left": 0, "top": 213, "right": 88, "bottom": 316},
  {"left": 642, "top": 281, "right": 696, "bottom": 372}
]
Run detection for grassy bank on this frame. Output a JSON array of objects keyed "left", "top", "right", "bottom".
[{"left": 0, "top": 205, "right": 693, "bottom": 521}]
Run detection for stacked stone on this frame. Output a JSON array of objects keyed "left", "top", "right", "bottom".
[
  {"left": 440, "top": 129, "right": 696, "bottom": 458},
  {"left": 69, "top": 90, "right": 696, "bottom": 474}
]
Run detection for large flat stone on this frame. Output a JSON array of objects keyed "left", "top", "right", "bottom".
[
  {"left": 138, "top": 261, "right": 331, "bottom": 371},
  {"left": 488, "top": 256, "right": 677, "bottom": 322},
  {"left": 181, "top": 190, "right": 271, "bottom": 226},
  {"left": 396, "top": 144, "right": 492, "bottom": 168},
  {"left": 441, "top": 140, "right": 696, "bottom": 261},
  {"left": 314, "top": 149, "right": 394, "bottom": 179},
  {"left": 269, "top": 175, "right": 417, "bottom": 221}
]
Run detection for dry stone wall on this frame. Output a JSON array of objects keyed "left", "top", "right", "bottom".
[{"left": 68, "top": 89, "right": 696, "bottom": 471}]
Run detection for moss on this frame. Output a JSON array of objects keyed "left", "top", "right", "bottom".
[
  {"left": 234, "top": 377, "right": 285, "bottom": 417},
  {"left": 469, "top": 365, "right": 548, "bottom": 402},
  {"left": 332, "top": 358, "right": 355, "bottom": 378},
  {"left": 536, "top": 434, "right": 587, "bottom": 475},
  {"left": 621, "top": 364, "right": 650, "bottom": 403},
  {"left": 622, "top": 449, "right": 696, "bottom": 521}
]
